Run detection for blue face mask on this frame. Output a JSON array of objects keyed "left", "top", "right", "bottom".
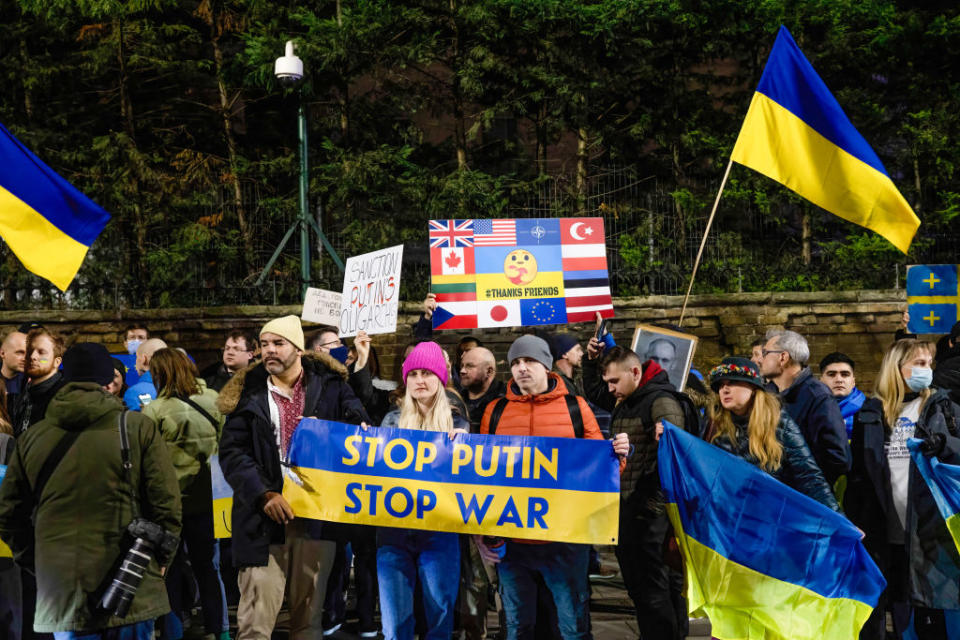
[
  {"left": 328, "top": 345, "right": 349, "bottom": 364},
  {"left": 126, "top": 339, "right": 143, "bottom": 356},
  {"left": 906, "top": 366, "right": 933, "bottom": 392}
]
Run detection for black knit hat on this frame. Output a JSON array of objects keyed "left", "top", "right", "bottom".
[
  {"left": 62, "top": 343, "right": 115, "bottom": 385},
  {"left": 708, "top": 356, "right": 765, "bottom": 392}
]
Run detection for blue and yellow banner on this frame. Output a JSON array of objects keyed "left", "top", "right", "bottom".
[
  {"left": 731, "top": 26, "right": 919, "bottom": 254},
  {"left": 0, "top": 123, "right": 111, "bottom": 290},
  {"left": 282, "top": 419, "right": 621, "bottom": 544},
  {"left": 907, "top": 264, "right": 960, "bottom": 334},
  {"left": 210, "top": 454, "right": 233, "bottom": 539},
  {"left": 658, "top": 422, "right": 885, "bottom": 640},
  {"left": 907, "top": 438, "right": 960, "bottom": 555},
  {"left": 0, "top": 464, "right": 10, "bottom": 558}
]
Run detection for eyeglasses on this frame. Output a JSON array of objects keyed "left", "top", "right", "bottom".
[
  {"left": 761, "top": 349, "right": 784, "bottom": 358},
  {"left": 317, "top": 339, "right": 343, "bottom": 349}
]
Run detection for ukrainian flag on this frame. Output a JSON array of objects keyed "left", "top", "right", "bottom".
[
  {"left": 0, "top": 123, "right": 111, "bottom": 290},
  {"left": 731, "top": 26, "right": 920, "bottom": 254},
  {"left": 658, "top": 423, "right": 885, "bottom": 640},
  {"left": 907, "top": 438, "right": 960, "bottom": 555}
]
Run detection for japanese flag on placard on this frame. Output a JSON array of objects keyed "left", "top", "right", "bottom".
[
  {"left": 560, "top": 218, "right": 603, "bottom": 244},
  {"left": 477, "top": 300, "right": 521, "bottom": 328},
  {"left": 430, "top": 247, "right": 475, "bottom": 276}
]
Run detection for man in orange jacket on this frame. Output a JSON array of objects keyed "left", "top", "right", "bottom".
[{"left": 478, "top": 334, "right": 628, "bottom": 640}]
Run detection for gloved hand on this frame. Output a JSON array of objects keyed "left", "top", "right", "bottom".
[{"left": 920, "top": 432, "right": 946, "bottom": 457}]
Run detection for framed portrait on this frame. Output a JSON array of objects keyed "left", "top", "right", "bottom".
[{"left": 630, "top": 324, "right": 699, "bottom": 391}]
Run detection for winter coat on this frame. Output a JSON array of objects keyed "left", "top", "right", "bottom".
[
  {"left": 12, "top": 372, "right": 65, "bottom": 436},
  {"left": 142, "top": 381, "right": 223, "bottom": 515},
  {"left": 479, "top": 373, "right": 602, "bottom": 440},
  {"left": 381, "top": 408, "right": 470, "bottom": 431},
  {"left": 710, "top": 409, "right": 840, "bottom": 511},
  {"left": 123, "top": 371, "right": 157, "bottom": 411},
  {"left": 199, "top": 362, "right": 233, "bottom": 393},
  {"left": 216, "top": 352, "right": 370, "bottom": 568},
  {"left": 460, "top": 379, "right": 506, "bottom": 434},
  {"left": 846, "top": 391, "right": 960, "bottom": 610},
  {"left": 778, "top": 367, "right": 851, "bottom": 485},
  {"left": 0, "top": 383, "right": 181, "bottom": 632},
  {"left": 933, "top": 354, "right": 960, "bottom": 407}
]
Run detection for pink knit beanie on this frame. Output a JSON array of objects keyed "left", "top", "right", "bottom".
[{"left": 401, "top": 341, "right": 449, "bottom": 386}]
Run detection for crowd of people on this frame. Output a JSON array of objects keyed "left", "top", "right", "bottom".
[{"left": 0, "top": 298, "right": 957, "bottom": 640}]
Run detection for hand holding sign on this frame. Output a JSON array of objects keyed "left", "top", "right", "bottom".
[{"left": 263, "top": 491, "right": 294, "bottom": 525}]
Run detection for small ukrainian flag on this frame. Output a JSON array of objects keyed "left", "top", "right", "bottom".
[{"left": 0, "top": 123, "right": 111, "bottom": 290}]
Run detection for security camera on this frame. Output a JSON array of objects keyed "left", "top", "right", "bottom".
[{"left": 274, "top": 40, "right": 303, "bottom": 86}]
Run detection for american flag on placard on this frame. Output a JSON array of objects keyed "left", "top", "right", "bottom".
[
  {"left": 429, "top": 219, "right": 474, "bottom": 248},
  {"left": 473, "top": 219, "right": 517, "bottom": 246}
]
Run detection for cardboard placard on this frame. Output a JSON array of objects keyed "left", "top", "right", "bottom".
[
  {"left": 301, "top": 288, "right": 343, "bottom": 326},
  {"left": 339, "top": 244, "right": 403, "bottom": 337}
]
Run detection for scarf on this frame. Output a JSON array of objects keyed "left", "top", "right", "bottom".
[{"left": 837, "top": 387, "right": 866, "bottom": 439}]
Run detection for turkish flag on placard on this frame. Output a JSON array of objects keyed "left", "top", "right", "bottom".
[
  {"left": 431, "top": 247, "right": 475, "bottom": 276},
  {"left": 560, "top": 218, "right": 604, "bottom": 244}
]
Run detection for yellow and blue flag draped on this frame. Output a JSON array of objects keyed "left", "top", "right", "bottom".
[
  {"left": 658, "top": 422, "right": 885, "bottom": 640},
  {"left": 0, "top": 123, "right": 111, "bottom": 290},
  {"left": 906, "top": 264, "right": 960, "bottom": 334},
  {"left": 210, "top": 454, "right": 233, "bottom": 539},
  {"left": 907, "top": 438, "right": 960, "bottom": 554},
  {"left": 0, "top": 464, "right": 10, "bottom": 558},
  {"left": 282, "top": 419, "right": 621, "bottom": 544},
  {"left": 731, "top": 26, "right": 920, "bottom": 254}
]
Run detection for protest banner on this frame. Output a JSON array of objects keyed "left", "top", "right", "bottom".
[
  {"left": 906, "top": 264, "right": 959, "bottom": 334},
  {"left": 428, "top": 218, "right": 614, "bottom": 330},
  {"left": 210, "top": 454, "right": 233, "bottom": 539},
  {"left": 302, "top": 287, "right": 342, "bottom": 326},
  {"left": 0, "top": 464, "right": 9, "bottom": 557},
  {"left": 340, "top": 244, "right": 403, "bottom": 337},
  {"left": 282, "top": 419, "right": 621, "bottom": 544}
]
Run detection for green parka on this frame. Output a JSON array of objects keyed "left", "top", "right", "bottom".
[
  {"left": 142, "top": 381, "right": 223, "bottom": 515},
  {"left": 0, "top": 382, "right": 181, "bottom": 633}
]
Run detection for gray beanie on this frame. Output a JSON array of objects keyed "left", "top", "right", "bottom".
[{"left": 507, "top": 335, "right": 553, "bottom": 370}]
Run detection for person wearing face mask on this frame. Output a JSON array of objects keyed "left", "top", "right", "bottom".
[
  {"left": 846, "top": 339, "right": 960, "bottom": 640},
  {"left": 113, "top": 324, "right": 150, "bottom": 387}
]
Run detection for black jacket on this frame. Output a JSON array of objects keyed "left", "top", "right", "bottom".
[
  {"left": 846, "top": 391, "right": 960, "bottom": 609},
  {"left": 933, "top": 354, "right": 960, "bottom": 407},
  {"left": 778, "top": 367, "right": 850, "bottom": 485},
  {"left": 712, "top": 410, "right": 840, "bottom": 511},
  {"left": 200, "top": 362, "right": 234, "bottom": 393},
  {"left": 12, "top": 371, "right": 65, "bottom": 436},
  {"left": 217, "top": 352, "right": 369, "bottom": 568},
  {"left": 460, "top": 379, "right": 506, "bottom": 433}
]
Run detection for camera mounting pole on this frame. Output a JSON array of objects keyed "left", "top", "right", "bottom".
[{"left": 257, "top": 41, "right": 345, "bottom": 297}]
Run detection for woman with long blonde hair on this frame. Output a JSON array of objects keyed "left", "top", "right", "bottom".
[
  {"left": 378, "top": 341, "right": 468, "bottom": 640},
  {"left": 846, "top": 339, "right": 960, "bottom": 639},
  {"left": 705, "top": 357, "right": 838, "bottom": 509}
]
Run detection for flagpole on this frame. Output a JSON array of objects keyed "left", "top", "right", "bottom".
[{"left": 679, "top": 157, "right": 734, "bottom": 327}]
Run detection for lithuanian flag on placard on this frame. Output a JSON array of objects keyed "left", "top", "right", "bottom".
[{"left": 658, "top": 423, "right": 885, "bottom": 640}]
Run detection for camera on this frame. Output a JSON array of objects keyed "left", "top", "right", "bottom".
[
  {"left": 275, "top": 40, "right": 303, "bottom": 86},
  {"left": 99, "top": 518, "right": 179, "bottom": 618}
]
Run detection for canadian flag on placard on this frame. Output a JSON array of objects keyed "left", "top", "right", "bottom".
[{"left": 430, "top": 247, "right": 475, "bottom": 276}]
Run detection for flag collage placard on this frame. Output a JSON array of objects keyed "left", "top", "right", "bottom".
[{"left": 429, "top": 218, "right": 614, "bottom": 330}]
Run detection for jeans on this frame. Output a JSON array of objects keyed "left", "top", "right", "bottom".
[
  {"left": 52, "top": 620, "right": 153, "bottom": 640},
  {"left": 377, "top": 528, "right": 460, "bottom": 640},
  {"left": 614, "top": 513, "right": 678, "bottom": 640},
  {"left": 498, "top": 542, "right": 591, "bottom": 640},
  {"left": 163, "top": 511, "right": 228, "bottom": 637}
]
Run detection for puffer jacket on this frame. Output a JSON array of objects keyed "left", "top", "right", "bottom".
[
  {"left": 142, "top": 380, "right": 223, "bottom": 515},
  {"left": 0, "top": 383, "right": 181, "bottom": 632},
  {"left": 479, "top": 373, "right": 602, "bottom": 440},
  {"left": 217, "top": 352, "right": 369, "bottom": 568},
  {"left": 710, "top": 409, "right": 840, "bottom": 511}
]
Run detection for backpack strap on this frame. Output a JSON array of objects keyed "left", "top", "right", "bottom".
[
  {"left": 487, "top": 397, "right": 509, "bottom": 436},
  {"left": 564, "top": 395, "right": 584, "bottom": 439},
  {"left": 178, "top": 396, "right": 220, "bottom": 431}
]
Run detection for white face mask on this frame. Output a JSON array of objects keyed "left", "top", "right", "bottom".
[
  {"left": 905, "top": 366, "right": 933, "bottom": 392},
  {"left": 126, "top": 339, "right": 143, "bottom": 356}
]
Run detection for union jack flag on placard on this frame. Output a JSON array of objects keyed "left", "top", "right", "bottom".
[{"left": 429, "top": 219, "right": 474, "bottom": 248}]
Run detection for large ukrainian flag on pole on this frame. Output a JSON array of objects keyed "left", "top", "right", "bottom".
[
  {"left": 658, "top": 423, "right": 885, "bottom": 640},
  {"left": 731, "top": 26, "right": 920, "bottom": 253},
  {"left": 0, "top": 123, "right": 111, "bottom": 290}
]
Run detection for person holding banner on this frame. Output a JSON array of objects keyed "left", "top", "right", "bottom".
[
  {"left": 847, "top": 339, "right": 960, "bottom": 639},
  {"left": 378, "top": 341, "right": 469, "bottom": 640},
  {"left": 217, "top": 315, "right": 369, "bottom": 640},
  {"left": 705, "top": 357, "right": 839, "bottom": 510}
]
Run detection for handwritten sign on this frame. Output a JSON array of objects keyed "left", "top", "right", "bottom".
[
  {"left": 282, "top": 419, "right": 621, "bottom": 544},
  {"left": 339, "top": 244, "right": 403, "bottom": 337},
  {"left": 302, "top": 287, "right": 343, "bottom": 326}
]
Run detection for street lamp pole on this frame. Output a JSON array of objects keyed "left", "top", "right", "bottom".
[{"left": 256, "top": 40, "right": 344, "bottom": 298}]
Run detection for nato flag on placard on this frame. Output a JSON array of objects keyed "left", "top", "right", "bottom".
[
  {"left": 515, "top": 218, "right": 561, "bottom": 245},
  {"left": 906, "top": 264, "right": 958, "bottom": 297}
]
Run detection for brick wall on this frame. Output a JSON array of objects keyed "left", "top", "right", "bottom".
[{"left": 0, "top": 289, "right": 910, "bottom": 391}]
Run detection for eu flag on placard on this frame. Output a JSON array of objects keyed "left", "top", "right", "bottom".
[
  {"left": 658, "top": 422, "right": 885, "bottom": 640},
  {"left": 731, "top": 26, "right": 920, "bottom": 253},
  {"left": 0, "top": 124, "right": 111, "bottom": 291},
  {"left": 907, "top": 264, "right": 960, "bottom": 334}
]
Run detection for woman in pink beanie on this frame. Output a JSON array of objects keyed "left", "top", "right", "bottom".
[{"left": 378, "top": 341, "right": 468, "bottom": 640}]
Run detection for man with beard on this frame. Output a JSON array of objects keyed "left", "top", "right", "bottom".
[
  {"left": 551, "top": 334, "right": 584, "bottom": 396},
  {"left": 217, "top": 315, "right": 369, "bottom": 640},
  {"left": 457, "top": 346, "right": 504, "bottom": 433},
  {"left": 12, "top": 328, "right": 65, "bottom": 436}
]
